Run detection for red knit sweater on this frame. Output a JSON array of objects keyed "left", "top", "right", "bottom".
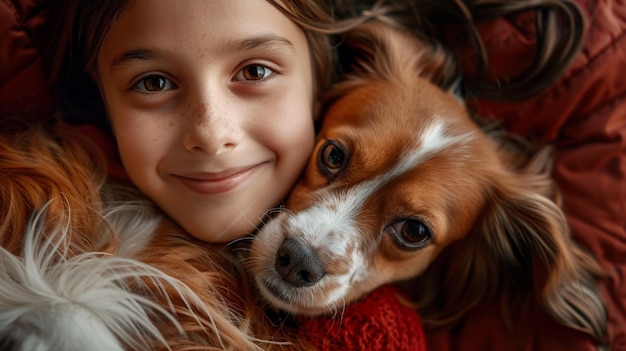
[{"left": 297, "top": 285, "right": 427, "bottom": 350}]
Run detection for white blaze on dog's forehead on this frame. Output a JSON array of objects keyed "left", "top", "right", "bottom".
[{"left": 387, "top": 120, "right": 473, "bottom": 178}]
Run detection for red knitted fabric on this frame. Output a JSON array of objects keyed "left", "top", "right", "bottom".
[{"left": 297, "top": 285, "right": 427, "bottom": 350}]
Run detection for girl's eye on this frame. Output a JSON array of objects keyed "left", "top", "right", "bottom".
[
  {"left": 234, "top": 64, "right": 274, "bottom": 81},
  {"left": 132, "top": 75, "right": 177, "bottom": 92}
]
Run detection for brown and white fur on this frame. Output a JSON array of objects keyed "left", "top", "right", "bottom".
[
  {"left": 0, "top": 124, "right": 297, "bottom": 351},
  {"left": 248, "top": 21, "right": 607, "bottom": 345}
]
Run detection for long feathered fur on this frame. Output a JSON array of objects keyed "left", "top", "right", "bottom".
[
  {"left": 0, "top": 124, "right": 302, "bottom": 350},
  {"left": 0, "top": 203, "right": 184, "bottom": 351}
]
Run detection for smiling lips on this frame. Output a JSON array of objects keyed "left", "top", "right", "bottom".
[{"left": 174, "top": 163, "right": 265, "bottom": 196}]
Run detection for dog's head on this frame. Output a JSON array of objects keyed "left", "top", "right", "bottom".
[
  {"left": 249, "top": 21, "right": 605, "bottom": 342},
  {"left": 249, "top": 20, "right": 493, "bottom": 313}
]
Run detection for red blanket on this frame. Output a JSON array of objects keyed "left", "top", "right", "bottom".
[{"left": 1, "top": 0, "right": 624, "bottom": 350}]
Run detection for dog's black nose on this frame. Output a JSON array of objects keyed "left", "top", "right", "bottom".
[{"left": 275, "top": 238, "right": 325, "bottom": 287}]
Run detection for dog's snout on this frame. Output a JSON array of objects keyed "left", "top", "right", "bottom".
[{"left": 275, "top": 238, "right": 325, "bottom": 287}]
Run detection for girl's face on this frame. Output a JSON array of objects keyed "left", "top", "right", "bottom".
[{"left": 97, "top": 0, "right": 315, "bottom": 243}]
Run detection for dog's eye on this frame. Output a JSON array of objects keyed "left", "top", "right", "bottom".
[
  {"left": 386, "top": 218, "right": 432, "bottom": 250},
  {"left": 318, "top": 141, "right": 348, "bottom": 179}
]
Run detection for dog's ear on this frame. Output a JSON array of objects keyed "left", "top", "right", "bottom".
[
  {"left": 416, "top": 167, "right": 606, "bottom": 342},
  {"left": 337, "top": 21, "right": 457, "bottom": 89},
  {"left": 477, "top": 179, "right": 605, "bottom": 339}
]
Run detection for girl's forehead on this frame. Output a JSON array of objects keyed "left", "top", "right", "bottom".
[{"left": 99, "top": 0, "right": 307, "bottom": 63}]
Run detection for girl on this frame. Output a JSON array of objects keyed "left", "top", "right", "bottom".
[{"left": 53, "top": 0, "right": 322, "bottom": 243}]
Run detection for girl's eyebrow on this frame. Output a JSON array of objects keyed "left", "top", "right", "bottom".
[
  {"left": 110, "top": 48, "right": 162, "bottom": 69},
  {"left": 110, "top": 34, "right": 295, "bottom": 69},
  {"left": 229, "top": 33, "right": 295, "bottom": 53}
]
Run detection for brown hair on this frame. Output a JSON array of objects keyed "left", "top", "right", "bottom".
[
  {"left": 46, "top": 0, "right": 127, "bottom": 131},
  {"left": 331, "top": 0, "right": 587, "bottom": 101}
]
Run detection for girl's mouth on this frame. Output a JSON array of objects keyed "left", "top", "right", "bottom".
[{"left": 174, "top": 163, "right": 266, "bottom": 196}]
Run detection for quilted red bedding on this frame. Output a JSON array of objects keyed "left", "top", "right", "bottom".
[{"left": 1, "top": 0, "right": 624, "bottom": 350}]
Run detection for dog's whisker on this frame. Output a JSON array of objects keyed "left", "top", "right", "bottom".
[{"left": 227, "top": 234, "right": 255, "bottom": 247}]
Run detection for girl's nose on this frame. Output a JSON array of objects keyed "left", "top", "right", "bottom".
[{"left": 182, "top": 98, "right": 242, "bottom": 155}]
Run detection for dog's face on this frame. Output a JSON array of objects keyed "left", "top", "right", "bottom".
[{"left": 249, "top": 22, "right": 506, "bottom": 315}]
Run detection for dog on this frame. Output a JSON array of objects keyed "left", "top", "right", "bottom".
[
  {"left": 0, "top": 123, "right": 296, "bottom": 351},
  {"left": 248, "top": 20, "right": 607, "bottom": 345}
]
